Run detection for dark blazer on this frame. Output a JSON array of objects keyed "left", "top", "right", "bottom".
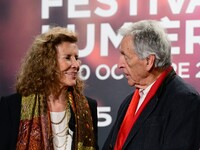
[
  {"left": 0, "top": 93, "right": 98, "bottom": 150},
  {"left": 103, "top": 69, "right": 200, "bottom": 150}
]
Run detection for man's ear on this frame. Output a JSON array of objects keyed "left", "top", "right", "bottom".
[{"left": 146, "top": 54, "right": 155, "bottom": 71}]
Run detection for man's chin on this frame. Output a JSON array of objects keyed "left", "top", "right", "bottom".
[{"left": 127, "top": 81, "right": 135, "bottom": 87}]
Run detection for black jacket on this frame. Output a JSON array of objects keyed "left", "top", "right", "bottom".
[{"left": 103, "top": 69, "right": 200, "bottom": 150}]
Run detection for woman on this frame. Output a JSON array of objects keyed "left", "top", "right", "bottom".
[{"left": 0, "top": 27, "right": 98, "bottom": 150}]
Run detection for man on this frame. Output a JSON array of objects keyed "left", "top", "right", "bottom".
[{"left": 103, "top": 20, "right": 200, "bottom": 150}]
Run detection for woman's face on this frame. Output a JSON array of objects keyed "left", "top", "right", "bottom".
[{"left": 56, "top": 42, "right": 80, "bottom": 88}]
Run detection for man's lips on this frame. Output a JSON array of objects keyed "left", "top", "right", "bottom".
[{"left": 124, "top": 73, "right": 129, "bottom": 78}]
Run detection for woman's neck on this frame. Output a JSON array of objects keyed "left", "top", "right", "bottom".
[{"left": 48, "top": 89, "right": 68, "bottom": 112}]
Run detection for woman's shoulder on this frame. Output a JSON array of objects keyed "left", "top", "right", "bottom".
[
  {"left": 85, "top": 96, "right": 97, "bottom": 107},
  {"left": 0, "top": 93, "right": 21, "bottom": 107}
]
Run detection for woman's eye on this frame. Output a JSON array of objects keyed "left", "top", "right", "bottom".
[
  {"left": 65, "top": 56, "right": 79, "bottom": 61},
  {"left": 65, "top": 57, "right": 70, "bottom": 60}
]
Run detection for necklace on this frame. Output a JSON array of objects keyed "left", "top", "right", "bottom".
[
  {"left": 51, "top": 102, "right": 72, "bottom": 149},
  {"left": 53, "top": 129, "right": 73, "bottom": 149},
  {"left": 53, "top": 126, "right": 68, "bottom": 137},
  {"left": 50, "top": 100, "right": 70, "bottom": 125},
  {"left": 54, "top": 137, "right": 68, "bottom": 149},
  {"left": 51, "top": 110, "right": 67, "bottom": 125}
]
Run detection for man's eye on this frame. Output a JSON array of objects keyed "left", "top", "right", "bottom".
[
  {"left": 124, "top": 55, "right": 128, "bottom": 60},
  {"left": 75, "top": 56, "right": 79, "bottom": 60}
]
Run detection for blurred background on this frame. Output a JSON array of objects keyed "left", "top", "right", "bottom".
[{"left": 0, "top": 0, "right": 200, "bottom": 149}]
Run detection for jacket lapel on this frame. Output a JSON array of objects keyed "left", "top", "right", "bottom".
[
  {"left": 109, "top": 94, "right": 133, "bottom": 147},
  {"left": 122, "top": 94, "right": 159, "bottom": 149}
]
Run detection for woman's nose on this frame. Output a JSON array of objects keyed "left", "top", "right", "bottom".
[{"left": 71, "top": 58, "right": 80, "bottom": 68}]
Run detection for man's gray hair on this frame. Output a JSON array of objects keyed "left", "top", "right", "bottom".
[{"left": 118, "top": 20, "right": 172, "bottom": 68}]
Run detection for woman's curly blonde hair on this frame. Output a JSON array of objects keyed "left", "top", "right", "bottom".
[{"left": 16, "top": 26, "right": 85, "bottom": 98}]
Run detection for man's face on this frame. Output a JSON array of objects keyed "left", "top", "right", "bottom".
[{"left": 118, "top": 36, "right": 148, "bottom": 88}]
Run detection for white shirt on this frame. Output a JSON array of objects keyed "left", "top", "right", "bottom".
[
  {"left": 136, "top": 82, "right": 155, "bottom": 113},
  {"left": 50, "top": 111, "right": 73, "bottom": 150}
]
